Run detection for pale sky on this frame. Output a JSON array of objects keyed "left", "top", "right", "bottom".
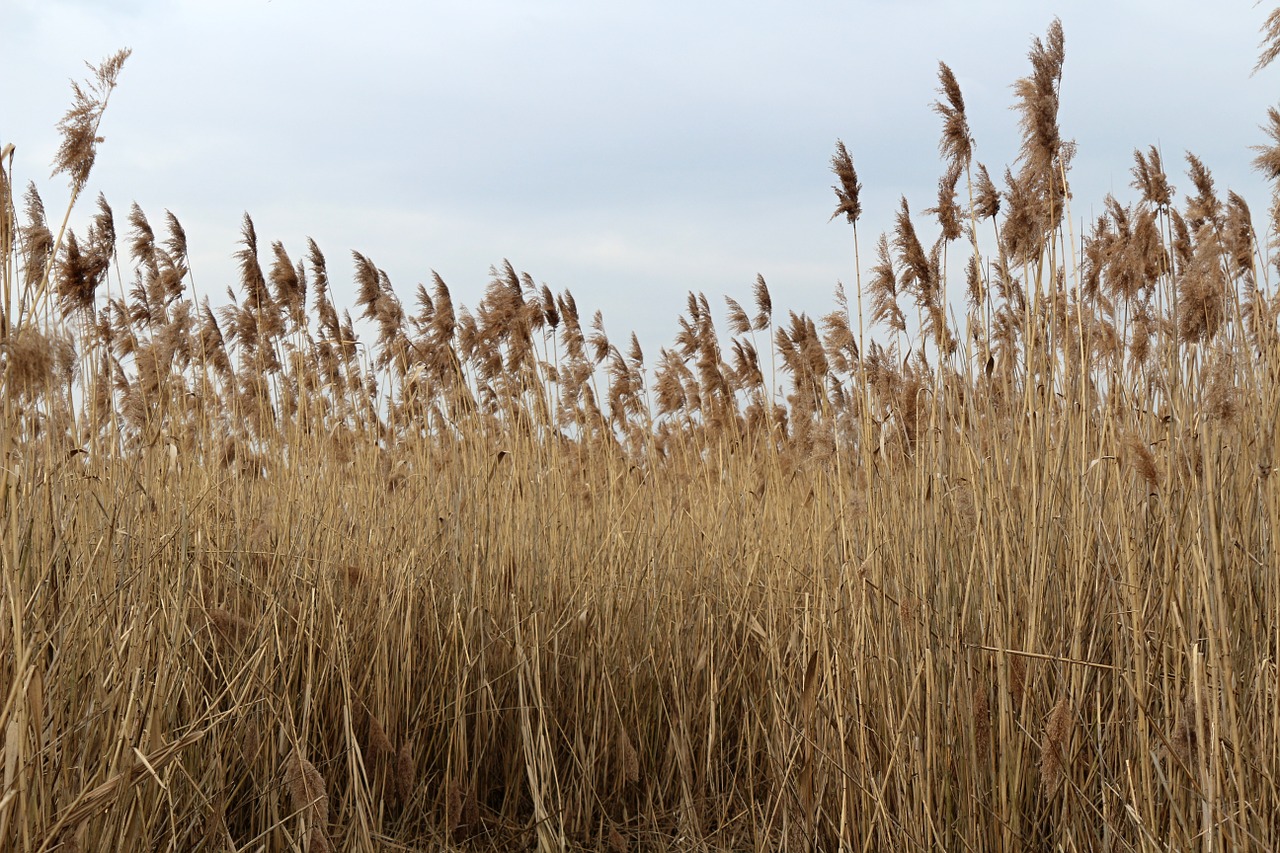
[{"left": 7, "top": 0, "right": 1278, "bottom": 355}]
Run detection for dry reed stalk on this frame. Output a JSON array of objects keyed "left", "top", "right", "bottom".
[{"left": 1009, "top": 655, "right": 1027, "bottom": 711}]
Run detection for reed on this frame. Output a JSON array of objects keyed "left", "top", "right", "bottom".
[{"left": 2, "top": 17, "right": 1280, "bottom": 852}]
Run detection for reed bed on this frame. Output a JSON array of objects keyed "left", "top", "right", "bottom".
[{"left": 2, "top": 17, "right": 1280, "bottom": 852}]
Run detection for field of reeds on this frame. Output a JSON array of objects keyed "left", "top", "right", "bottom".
[{"left": 4, "top": 15, "right": 1280, "bottom": 852}]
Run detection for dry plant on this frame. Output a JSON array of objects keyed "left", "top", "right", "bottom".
[{"left": 3, "top": 13, "right": 1280, "bottom": 852}]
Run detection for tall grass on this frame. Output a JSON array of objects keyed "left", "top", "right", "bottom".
[{"left": 2, "top": 17, "right": 1280, "bottom": 852}]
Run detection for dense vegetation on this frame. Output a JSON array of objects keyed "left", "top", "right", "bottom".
[{"left": 3, "top": 16, "right": 1280, "bottom": 852}]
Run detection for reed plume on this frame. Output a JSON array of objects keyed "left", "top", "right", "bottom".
[
  {"left": 867, "top": 233, "right": 906, "bottom": 335},
  {"left": 933, "top": 62, "right": 973, "bottom": 173},
  {"left": 284, "top": 751, "right": 331, "bottom": 853},
  {"left": 1256, "top": 7, "right": 1280, "bottom": 73},
  {"left": 1132, "top": 146, "right": 1173, "bottom": 210},
  {"left": 52, "top": 50, "right": 131, "bottom": 195},
  {"left": 1040, "top": 696, "right": 1072, "bottom": 798},
  {"left": 973, "top": 164, "right": 1000, "bottom": 220},
  {"left": 830, "top": 140, "right": 862, "bottom": 226}
]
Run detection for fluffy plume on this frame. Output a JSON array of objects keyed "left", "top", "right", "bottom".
[
  {"left": 395, "top": 743, "right": 414, "bottom": 804},
  {"left": 283, "top": 751, "right": 330, "bottom": 853},
  {"left": 1040, "top": 696, "right": 1072, "bottom": 798},
  {"left": 725, "top": 296, "right": 751, "bottom": 336},
  {"left": 1256, "top": 8, "right": 1280, "bottom": 73},
  {"left": 55, "top": 232, "right": 97, "bottom": 318},
  {"left": 22, "top": 184, "right": 55, "bottom": 291},
  {"left": 868, "top": 233, "right": 906, "bottom": 334},
  {"left": 52, "top": 49, "right": 131, "bottom": 195},
  {"left": 1169, "top": 682, "right": 1212, "bottom": 769},
  {"left": 1179, "top": 224, "right": 1229, "bottom": 343},
  {"left": 4, "top": 326, "right": 76, "bottom": 400},
  {"left": 1253, "top": 106, "right": 1280, "bottom": 182},
  {"left": 235, "top": 213, "right": 281, "bottom": 341},
  {"left": 830, "top": 140, "right": 862, "bottom": 226},
  {"left": 965, "top": 254, "right": 984, "bottom": 310},
  {"left": 1005, "top": 20, "right": 1074, "bottom": 262},
  {"left": 1012, "top": 19, "right": 1067, "bottom": 180},
  {"left": 974, "top": 164, "right": 1001, "bottom": 220},
  {"left": 934, "top": 62, "right": 973, "bottom": 172},
  {"left": 270, "top": 241, "right": 307, "bottom": 330},
  {"left": 308, "top": 239, "right": 341, "bottom": 340},
  {"left": 1124, "top": 434, "right": 1160, "bottom": 490},
  {"left": 752, "top": 274, "right": 773, "bottom": 330},
  {"left": 1223, "top": 191, "right": 1256, "bottom": 280},
  {"left": 927, "top": 163, "right": 964, "bottom": 242},
  {"left": 1184, "top": 154, "right": 1222, "bottom": 231},
  {"left": 1132, "top": 146, "right": 1174, "bottom": 209}
]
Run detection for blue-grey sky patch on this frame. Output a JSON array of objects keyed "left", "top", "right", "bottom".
[{"left": 7, "top": 0, "right": 1278, "bottom": 353}]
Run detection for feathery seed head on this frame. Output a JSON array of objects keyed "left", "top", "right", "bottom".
[{"left": 830, "top": 140, "right": 863, "bottom": 226}]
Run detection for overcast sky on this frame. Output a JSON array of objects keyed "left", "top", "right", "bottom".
[{"left": 7, "top": 0, "right": 1279, "bottom": 354}]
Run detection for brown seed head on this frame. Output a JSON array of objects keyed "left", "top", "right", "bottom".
[
  {"left": 933, "top": 62, "right": 973, "bottom": 172},
  {"left": 1040, "top": 695, "right": 1072, "bottom": 798},
  {"left": 1123, "top": 434, "right": 1160, "bottom": 490},
  {"left": 367, "top": 713, "right": 394, "bottom": 761},
  {"left": 52, "top": 49, "right": 131, "bottom": 194},
  {"left": 972, "top": 677, "right": 991, "bottom": 766},
  {"left": 974, "top": 163, "right": 1001, "bottom": 220},
  {"left": 1132, "top": 146, "right": 1173, "bottom": 209},
  {"left": 830, "top": 139, "right": 862, "bottom": 226},
  {"left": 395, "top": 742, "right": 414, "bottom": 803},
  {"left": 619, "top": 727, "right": 640, "bottom": 785},
  {"left": 752, "top": 274, "right": 772, "bottom": 330},
  {"left": 926, "top": 163, "right": 964, "bottom": 242},
  {"left": 208, "top": 607, "right": 251, "bottom": 646},
  {"left": 283, "top": 751, "right": 329, "bottom": 835},
  {"left": 1008, "top": 654, "right": 1027, "bottom": 710},
  {"left": 1256, "top": 8, "right": 1280, "bottom": 73}
]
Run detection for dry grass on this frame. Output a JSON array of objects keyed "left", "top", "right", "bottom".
[{"left": 3, "top": 20, "right": 1280, "bottom": 852}]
